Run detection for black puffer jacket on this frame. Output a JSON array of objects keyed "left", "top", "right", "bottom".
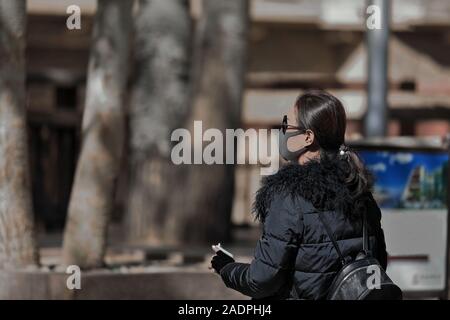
[{"left": 220, "top": 158, "right": 388, "bottom": 300}]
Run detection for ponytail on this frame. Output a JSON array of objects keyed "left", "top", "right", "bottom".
[{"left": 321, "top": 145, "right": 373, "bottom": 220}]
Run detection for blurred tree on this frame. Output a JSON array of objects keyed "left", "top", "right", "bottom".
[
  {"left": 126, "top": 0, "right": 249, "bottom": 245},
  {"left": 126, "top": 0, "right": 192, "bottom": 244},
  {"left": 0, "top": 0, "right": 39, "bottom": 270},
  {"left": 62, "top": 0, "right": 133, "bottom": 268},
  {"left": 178, "top": 0, "right": 249, "bottom": 244}
]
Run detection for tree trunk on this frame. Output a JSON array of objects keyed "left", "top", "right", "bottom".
[
  {"left": 126, "top": 0, "right": 192, "bottom": 244},
  {"left": 62, "top": 0, "right": 133, "bottom": 269},
  {"left": 177, "top": 0, "right": 250, "bottom": 244},
  {"left": 0, "top": 0, "right": 39, "bottom": 270}
]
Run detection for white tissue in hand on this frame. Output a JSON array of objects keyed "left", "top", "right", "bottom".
[{"left": 211, "top": 243, "right": 234, "bottom": 258}]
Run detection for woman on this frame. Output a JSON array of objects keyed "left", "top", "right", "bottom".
[{"left": 210, "top": 89, "right": 388, "bottom": 300}]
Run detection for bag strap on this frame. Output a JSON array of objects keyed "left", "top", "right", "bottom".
[
  {"left": 362, "top": 210, "right": 370, "bottom": 255},
  {"left": 317, "top": 212, "right": 346, "bottom": 266}
]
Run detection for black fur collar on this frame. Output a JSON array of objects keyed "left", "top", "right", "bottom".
[{"left": 253, "top": 158, "right": 355, "bottom": 222}]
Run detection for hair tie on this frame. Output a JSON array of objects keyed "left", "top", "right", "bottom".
[{"left": 339, "top": 144, "right": 349, "bottom": 156}]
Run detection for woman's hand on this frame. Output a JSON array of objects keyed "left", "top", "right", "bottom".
[{"left": 210, "top": 251, "right": 235, "bottom": 274}]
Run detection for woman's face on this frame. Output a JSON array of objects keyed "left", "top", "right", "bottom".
[
  {"left": 286, "top": 105, "right": 307, "bottom": 153},
  {"left": 285, "top": 105, "right": 317, "bottom": 164}
]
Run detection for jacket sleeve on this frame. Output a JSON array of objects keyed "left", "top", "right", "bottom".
[
  {"left": 368, "top": 194, "right": 388, "bottom": 270},
  {"left": 219, "top": 193, "right": 302, "bottom": 299}
]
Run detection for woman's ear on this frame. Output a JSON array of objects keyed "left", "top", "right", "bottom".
[{"left": 304, "top": 129, "right": 315, "bottom": 146}]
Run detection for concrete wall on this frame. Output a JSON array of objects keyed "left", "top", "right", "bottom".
[{"left": 0, "top": 270, "right": 247, "bottom": 300}]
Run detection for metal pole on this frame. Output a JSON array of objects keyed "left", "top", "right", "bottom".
[{"left": 365, "top": 0, "right": 390, "bottom": 137}]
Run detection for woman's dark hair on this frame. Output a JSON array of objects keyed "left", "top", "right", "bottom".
[{"left": 294, "top": 89, "right": 373, "bottom": 219}]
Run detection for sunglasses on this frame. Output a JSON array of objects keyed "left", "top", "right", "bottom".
[{"left": 281, "top": 115, "right": 306, "bottom": 135}]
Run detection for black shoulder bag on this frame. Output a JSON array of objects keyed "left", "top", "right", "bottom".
[{"left": 318, "top": 212, "right": 403, "bottom": 300}]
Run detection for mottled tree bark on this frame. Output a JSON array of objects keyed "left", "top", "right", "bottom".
[
  {"left": 178, "top": 0, "right": 250, "bottom": 244},
  {"left": 0, "top": 0, "right": 39, "bottom": 270},
  {"left": 126, "top": 0, "right": 192, "bottom": 244},
  {"left": 62, "top": 0, "right": 133, "bottom": 268}
]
